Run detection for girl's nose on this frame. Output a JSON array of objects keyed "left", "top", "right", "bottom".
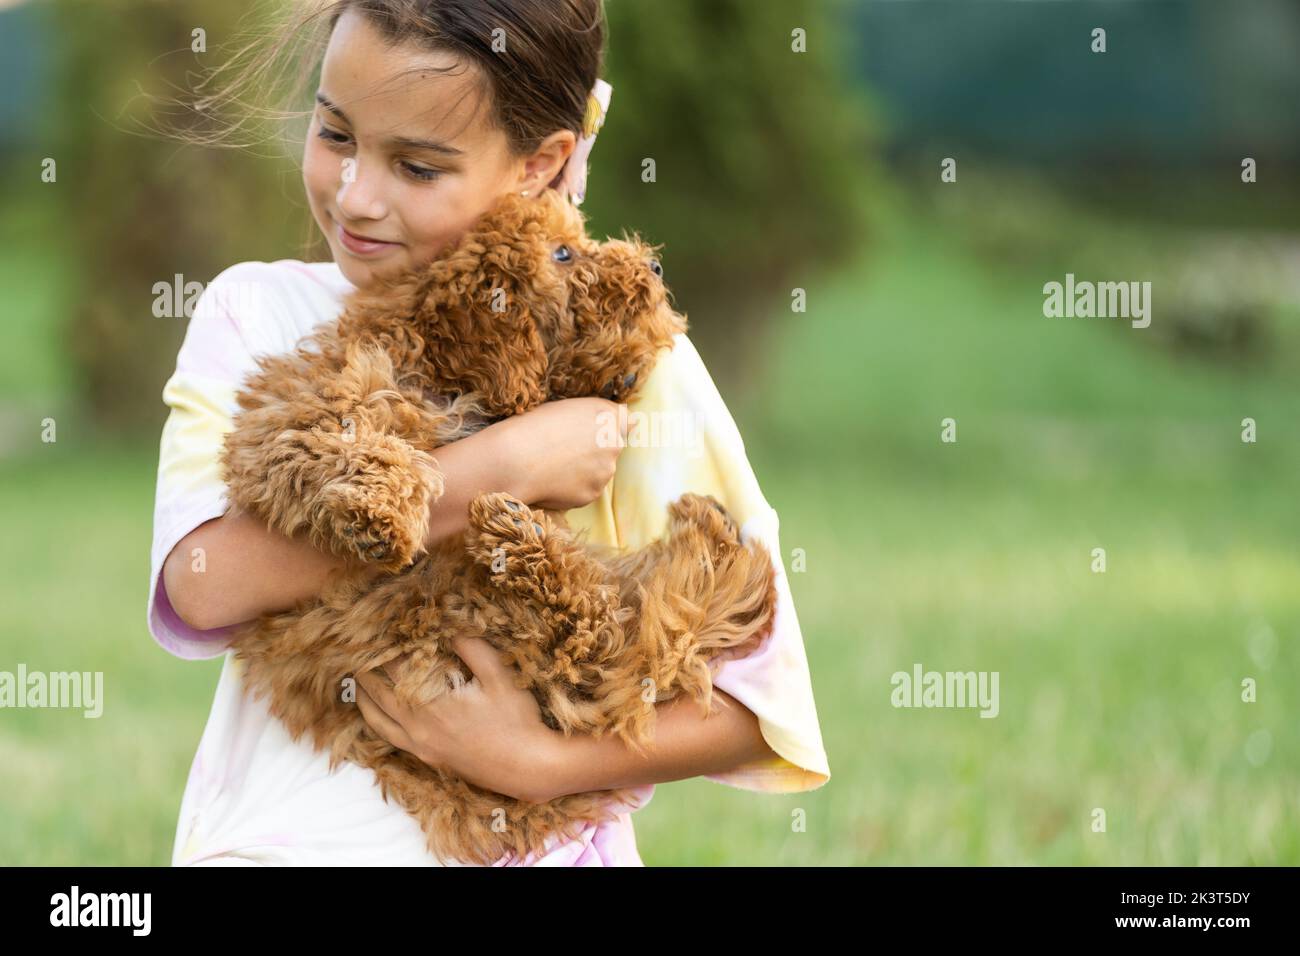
[{"left": 335, "top": 159, "right": 388, "bottom": 221}]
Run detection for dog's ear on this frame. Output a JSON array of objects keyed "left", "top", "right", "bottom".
[
  {"left": 418, "top": 281, "right": 549, "bottom": 417},
  {"left": 412, "top": 194, "right": 559, "bottom": 415}
]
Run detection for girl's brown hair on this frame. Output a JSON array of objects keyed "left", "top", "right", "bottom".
[{"left": 175, "top": 0, "right": 607, "bottom": 162}]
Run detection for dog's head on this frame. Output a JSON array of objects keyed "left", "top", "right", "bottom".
[{"left": 402, "top": 190, "right": 686, "bottom": 416}]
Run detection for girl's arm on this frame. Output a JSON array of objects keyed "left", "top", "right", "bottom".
[
  {"left": 165, "top": 396, "right": 621, "bottom": 631},
  {"left": 165, "top": 420, "right": 525, "bottom": 631},
  {"left": 537, "top": 690, "right": 778, "bottom": 800},
  {"left": 353, "top": 634, "right": 779, "bottom": 804}
]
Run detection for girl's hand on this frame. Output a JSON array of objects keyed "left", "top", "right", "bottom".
[
  {"left": 495, "top": 397, "right": 628, "bottom": 511},
  {"left": 354, "top": 635, "right": 567, "bottom": 804}
]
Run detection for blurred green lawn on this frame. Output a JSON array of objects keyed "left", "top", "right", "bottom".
[{"left": 2, "top": 192, "right": 1297, "bottom": 865}]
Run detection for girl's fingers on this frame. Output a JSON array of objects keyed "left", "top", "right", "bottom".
[
  {"left": 380, "top": 653, "right": 412, "bottom": 684},
  {"left": 356, "top": 668, "right": 405, "bottom": 719},
  {"left": 448, "top": 636, "right": 504, "bottom": 692},
  {"left": 355, "top": 677, "right": 418, "bottom": 754}
]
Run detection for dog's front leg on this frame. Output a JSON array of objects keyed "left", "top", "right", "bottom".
[{"left": 221, "top": 338, "right": 443, "bottom": 571}]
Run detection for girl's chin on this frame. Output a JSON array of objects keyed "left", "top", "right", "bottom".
[{"left": 334, "top": 251, "right": 404, "bottom": 287}]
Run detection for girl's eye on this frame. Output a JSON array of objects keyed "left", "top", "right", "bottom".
[
  {"left": 316, "top": 125, "right": 350, "bottom": 146},
  {"left": 401, "top": 162, "right": 440, "bottom": 183}
]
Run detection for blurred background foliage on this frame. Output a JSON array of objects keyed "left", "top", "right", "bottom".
[
  {"left": 1, "top": 0, "right": 1297, "bottom": 865},
  {"left": 45, "top": 1, "right": 310, "bottom": 429},
  {"left": 595, "top": 0, "right": 875, "bottom": 387},
  {"left": 0, "top": 0, "right": 873, "bottom": 431}
]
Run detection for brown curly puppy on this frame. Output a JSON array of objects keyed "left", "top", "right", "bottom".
[{"left": 218, "top": 189, "right": 779, "bottom": 864}]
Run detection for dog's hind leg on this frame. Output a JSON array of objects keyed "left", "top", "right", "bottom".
[
  {"left": 463, "top": 492, "right": 612, "bottom": 614},
  {"left": 615, "top": 494, "right": 779, "bottom": 715},
  {"left": 462, "top": 492, "right": 657, "bottom": 744}
]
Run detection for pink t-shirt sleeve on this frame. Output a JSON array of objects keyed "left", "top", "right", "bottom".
[{"left": 146, "top": 263, "right": 279, "bottom": 660}]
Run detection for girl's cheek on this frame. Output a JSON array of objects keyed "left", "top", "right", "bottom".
[{"left": 302, "top": 138, "right": 336, "bottom": 204}]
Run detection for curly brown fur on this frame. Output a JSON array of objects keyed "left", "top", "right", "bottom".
[{"left": 218, "top": 190, "right": 779, "bottom": 865}]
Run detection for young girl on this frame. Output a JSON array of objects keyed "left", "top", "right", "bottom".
[{"left": 148, "top": 0, "right": 829, "bottom": 866}]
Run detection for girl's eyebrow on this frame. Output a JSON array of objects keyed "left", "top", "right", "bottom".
[{"left": 315, "top": 91, "right": 466, "bottom": 157}]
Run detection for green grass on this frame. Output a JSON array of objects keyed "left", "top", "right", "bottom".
[
  {"left": 635, "top": 192, "right": 1300, "bottom": 865},
  {"left": 0, "top": 442, "right": 222, "bottom": 865},
  {"left": 1, "top": 190, "right": 1297, "bottom": 864}
]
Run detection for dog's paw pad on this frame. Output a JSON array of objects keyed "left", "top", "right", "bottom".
[
  {"left": 510, "top": 516, "right": 546, "bottom": 536},
  {"left": 341, "top": 526, "right": 391, "bottom": 560}
]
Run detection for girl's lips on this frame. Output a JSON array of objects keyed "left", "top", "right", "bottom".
[{"left": 337, "top": 222, "right": 400, "bottom": 257}]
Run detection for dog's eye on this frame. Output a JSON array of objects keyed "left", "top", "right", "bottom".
[
  {"left": 648, "top": 258, "right": 663, "bottom": 278},
  {"left": 552, "top": 244, "right": 573, "bottom": 264}
]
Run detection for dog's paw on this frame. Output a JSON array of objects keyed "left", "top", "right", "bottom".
[
  {"left": 466, "top": 493, "right": 550, "bottom": 571},
  {"left": 668, "top": 493, "right": 741, "bottom": 545},
  {"left": 305, "top": 435, "right": 438, "bottom": 568},
  {"left": 318, "top": 477, "right": 429, "bottom": 569}
]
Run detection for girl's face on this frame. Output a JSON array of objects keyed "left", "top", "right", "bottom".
[{"left": 303, "top": 8, "right": 574, "bottom": 288}]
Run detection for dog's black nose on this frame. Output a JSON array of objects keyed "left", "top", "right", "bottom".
[
  {"left": 600, "top": 372, "right": 637, "bottom": 400},
  {"left": 648, "top": 258, "right": 662, "bottom": 278}
]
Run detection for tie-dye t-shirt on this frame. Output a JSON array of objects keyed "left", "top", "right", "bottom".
[{"left": 147, "top": 259, "right": 830, "bottom": 866}]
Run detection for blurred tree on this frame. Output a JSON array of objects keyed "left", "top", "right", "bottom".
[
  {"left": 590, "top": 0, "right": 874, "bottom": 398},
  {"left": 48, "top": 0, "right": 308, "bottom": 433}
]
